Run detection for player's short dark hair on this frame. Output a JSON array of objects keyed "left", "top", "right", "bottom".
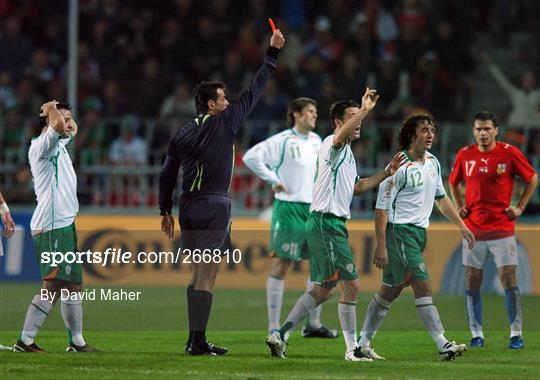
[
  {"left": 38, "top": 102, "right": 72, "bottom": 131},
  {"left": 329, "top": 100, "right": 360, "bottom": 129},
  {"left": 286, "top": 97, "right": 317, "bottom": 127},
  {"left": 398, "top": 113, "right": 435, "bottom": 150},
  {"left": 472, "top": 111, "right": 498, "bottom": 128},
  {"left": 193, "top": 81, "right": 226, "bottom": 115}
]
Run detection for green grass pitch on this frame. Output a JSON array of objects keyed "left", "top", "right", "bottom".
[{"left": 1, "top": 283, "right": 539, "bottom": 379}]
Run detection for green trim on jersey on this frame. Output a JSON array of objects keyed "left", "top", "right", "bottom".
[
  {"left": 274, "top": 132, "right": 294, "bottom": 176},
  {"left": 332, "top": 149, "right": 349, "bottom": 193}
]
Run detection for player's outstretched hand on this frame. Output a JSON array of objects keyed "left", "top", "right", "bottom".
[
  {"left": 504, "top": 206, "right": 523, "bottom": 220},
  {"left": 361, "top": 87, "right": 379, "bottom": 112},
  {"left": 461, "top": 227, "right": 475, "bottom": 249},
  {"left": 458, "top": 206, "right": 469, "bottom": 219},
  {"left": 272, "top": 183, "right": 287, "bottom": 193},
  {"left": 161, "top": 215, "right": 175, "bottom": 239},
  {"left": 39, "top": 100, "right": 59, "bottom": 117},
  {"left": 270, "top": 30, "right": 285, "bottom": 49},
  {"left": 1, "top": 212, "right": 15, "bottom": 239},
  {"left": 373, "top": 245, "right": 389, "bottom": 269},
  {"left": 385, "top": 152, "right": 407, "bottom": 176}
]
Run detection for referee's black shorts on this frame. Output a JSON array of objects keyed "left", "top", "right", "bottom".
[{"left": 179, "top": 192, "right": 232, "bottom": 253}]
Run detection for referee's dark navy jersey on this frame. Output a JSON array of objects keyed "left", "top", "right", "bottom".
[{"left": 159, "top": 47, "right": 279, "bottom": 214}]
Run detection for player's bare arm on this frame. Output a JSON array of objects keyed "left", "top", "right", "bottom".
[
  {"left": 0, "top": 192, "right": 15, "bottom": 239},
  {"left": 354, "top": 152, "right": 406, "bottom": 195},
  {"left": 373, "top": 208, "right": 389, "bottom": 269},
  {"left": 332, "top": 87, "right": 378, "bottom": 147},
  {"left": 505, "top": 173, "right": 538, "bottom": 220},
  {"left": 39, "top": 100, "right": 66, "bottom": 135},
  {"left": 435, "top": 196, "right": 475, "bottom": 249},
  {"left": 449, "top": 184, "right": 469, "bottom": 218}
]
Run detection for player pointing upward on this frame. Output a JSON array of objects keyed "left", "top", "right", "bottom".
[
  {"left": 267, "top": 89, "right": 406, "bottom": 361},
  {"left": 243, "top": 97, "right": 338, "bottom": 339}
]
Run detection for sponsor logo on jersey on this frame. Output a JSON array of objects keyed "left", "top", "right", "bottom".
[
  {"left": 481, "top": 158, "right": 489, "bottom": 165},
  {"left": 497, "top": 163, "right": 507, "bottom": 174},
  {"left": 346, "top": 263, "right": 354, "bottom": 273},
  {"left": 418, "top": 263, "right": 426, "bottom": 272},
  {"left": 66, "top": 265, "right": 72, "bottom": 274},
  {"left": 480, "top": 166, "right": 489, "bottom": 173},
  {"left": 282, "top": 243, "right": 290, "bottom": 252}
]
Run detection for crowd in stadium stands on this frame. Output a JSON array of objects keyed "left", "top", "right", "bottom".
[{"left": 0, "top": 0, "right": 538, "bottom": 208}]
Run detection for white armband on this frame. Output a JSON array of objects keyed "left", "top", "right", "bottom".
[{"left": 0, "top": 202, "right": 9, "bottom": 215}]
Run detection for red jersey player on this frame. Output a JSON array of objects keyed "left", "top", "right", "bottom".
[{"left": 449, "top": 111, "right": 538, "bottom": 350}]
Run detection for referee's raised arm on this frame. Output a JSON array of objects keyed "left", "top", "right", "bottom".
[{"left": 221, "top": 29, "right": 285, "bottom": 134}]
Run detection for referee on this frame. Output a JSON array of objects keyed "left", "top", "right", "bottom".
[{"left": 159, "top": 29, "right": 285, "bottom": 355}]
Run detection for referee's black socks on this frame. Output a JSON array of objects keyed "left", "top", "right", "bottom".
[
  {"left": 186, "top": 284, "right": 195, "bottom": 346},
  {"left": 190, "top": 288, "right": 213, "bottom": 347}
]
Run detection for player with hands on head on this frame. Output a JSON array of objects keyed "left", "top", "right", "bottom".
[{"left": 14, "top": 100, "right": 96, "bottom": 353}]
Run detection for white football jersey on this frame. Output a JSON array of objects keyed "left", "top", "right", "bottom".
[
  {"left": 376, "top": 151, "right": 446, "bottom": 228},
  {"left": 29, "top": 126, "right": 78, "bottom": 235},
  {"left": 310, "top": 135, "right": 357, "bottom": 219},
  {"left": 243, "top": 128, "right": 321, "bottom": 203}
]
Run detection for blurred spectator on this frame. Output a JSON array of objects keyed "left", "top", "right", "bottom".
[
  {"left": 249, "top": 79, "right": 290, "bottom": 144},
  {"left": 346, "top": 13, "right": 375, "bottom": 71},
  {"left": 0, "top": 16, "right": 33, "bottom": 79},
  {"left": 108, "top": 115, "right": 147, "bottom": 205},
  {"left": 25, "top": 48, "right": 55, "bottom": 94},
  {"left": 365, "top": 0, "right": 399, "bottom": 43},
  {"left": 212, "top": 51, "right": 250, "bottom": 100},
  {"left": 128, "top": 57, "right": 166, "bottom": 118},
  {"left": 482, "top": 52, "right": 540, "bottom": 128},
  {"left": 334, "top": 52, "right": 368, "bottom": 100},
  {"left": 396, "top": 23, "right": 428, "bottom": 74},
  {"left": 101, "top": 78, "right": 128, "bottom": 118},
  {"left": 410, "top": 51, "right": 457, "bottom": 120},
  {"left": 302, "top": 16, "right": 343, "bottom": 71},
  {"left": 0, "top": 70, "right": 16, "bottom": 110},
  {"left": 367, "top": 51, "right": 410, "bottom": 120},
  {"left": 15, "top": 77, "right": 42, "bottom": 117},
  {"left": 158, "top": 82, "right": 196, "bottom": 128},
  {"left": 109, "top": 115, "right": 147, "bottom": 166}
]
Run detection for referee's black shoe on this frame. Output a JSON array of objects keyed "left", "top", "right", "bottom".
[
  {"left": 186, "top": 341, "right": 228, "bottom": 355},
  {"left": 301, "top": 324, "right": 339, "bottom": 338}
]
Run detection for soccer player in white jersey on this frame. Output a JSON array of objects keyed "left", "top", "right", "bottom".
[
  {"left": 0, "top": 191, "right": 15, "bottom": 350},
  {"left": 357, "top": 114, "right": 475, "bottom": 361},
  {"left": 243, "top": 97, "right": 338, "bottom": 338},
  {"left": 267, "top": 88, "right": 406, "bottom": 361},
  {"left": 13, "top": 101, "right": 98, "bottom": 353}
]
